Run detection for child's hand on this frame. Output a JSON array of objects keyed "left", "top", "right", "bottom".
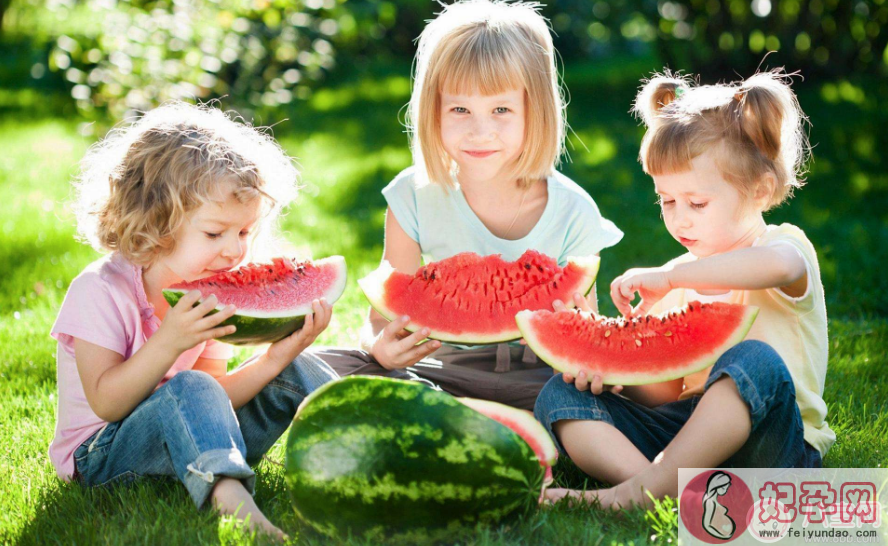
[
  {"left": 563, "top": 371, "right": 624, "bottom": 396},
  {"left": 552, "top": 292, "right": 594, "bottom": 313},
  {"left": 266, "top": 298, "right": 333, "bottom": 368},
  {"left": 369, "top": 315, "right": 442, "bottom": 370},
  {"left": 610, "top": 267, "right": 672, "bottom": 317},
  {"left": 155, "top": 291, "right": 238, "bottom": 355},
  {"left": 552, "top": 292, "right": 623, "bottom": 394}
]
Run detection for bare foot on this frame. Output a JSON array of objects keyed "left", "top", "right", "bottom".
[
  {"left": 541, "top": 487, "right": 599, "bottom": 507},
  {"left": 586, "top": 482, "right": 655, "bottom": 511},
  {"left": 542, "top": 482, "right": 657, "bottom": 512},
  {"left": 211, "top": 478, "right": 288, "bottom": 542}
]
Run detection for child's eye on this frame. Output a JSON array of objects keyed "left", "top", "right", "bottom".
[
  {"left": 690, "top": 202, "right": 708, "bottom": 209},
  {"left": 659, "top": 199, "right": 675, "bottom": 207},
  {"left": 494, "top": 107, "right": 510, "bottom": 114},
  {"left": 452, "top": 107, "right": 468, "bottom": 114},
  {"left": 205, "top": 232, "right": 221, "bottom": 239}
]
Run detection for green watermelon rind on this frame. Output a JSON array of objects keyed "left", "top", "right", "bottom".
[
  {"left": 456, "top": 397, "right": 558, "bottom": 467},
  {"left": 515, "top": 305, "right": 759, "bottom": 385},
  {"left": 161, "top": 256, "right": 347, "bottom": 346},
  {"left": 358, "top": 255, "right": 600, "bottom": 345},
  {"left": 286, "top": 376, "right": 543, "bottom": 541}
]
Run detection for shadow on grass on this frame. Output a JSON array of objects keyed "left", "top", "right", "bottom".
[{"left": 12, "top": 462, "right": 659, "bottom": 546}]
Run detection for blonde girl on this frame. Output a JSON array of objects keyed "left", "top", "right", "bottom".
[
  {"left": 536, "top": 70, "right": 834, "bottom": 508},
  {"left": 317, "top": 0, "right": 622, "bottom": 410},
  {"left": 50, "top": 102, "right": 336, "bottom": 539}
]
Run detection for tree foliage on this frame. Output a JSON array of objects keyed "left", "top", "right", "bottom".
[{"left": 8, "top": 0, "right": 886, "bottom": 117}]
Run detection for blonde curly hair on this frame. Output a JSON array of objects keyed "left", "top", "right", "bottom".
[{"left": 73, "top": 101, "right": 299, "bottom": 266}]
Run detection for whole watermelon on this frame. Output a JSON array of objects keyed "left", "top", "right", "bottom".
[{"left": 284, "top": 376, "right": 544, "bottom": 541}]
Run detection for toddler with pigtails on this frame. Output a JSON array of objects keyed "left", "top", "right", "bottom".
[{"left": 536, "top": 70, "right": 834, "bottom": 508}]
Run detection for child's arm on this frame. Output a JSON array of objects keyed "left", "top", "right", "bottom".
[
  {"left": 359, "top": 208, "right": 441, "bottom": 369},
  {"left": 75, "top": 291, "right": 238, "bottom": 422},
  {"left": 611, "top": 245, "right": 807, "bottom": 317}
]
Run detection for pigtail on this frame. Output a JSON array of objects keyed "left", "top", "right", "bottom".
[
  {"left": 735, "top": 75, "right": 783, "bottom": 161},
  {"left": 734, "top": 70, "right": 809, "bottom": 205},
  {"left": 632, "top": 72, "right": 690, "bottom": 128}
]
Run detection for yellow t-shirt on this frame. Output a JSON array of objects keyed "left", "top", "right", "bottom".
[{"left": 649, "top": 223, "right": 835, "bottom": 457}]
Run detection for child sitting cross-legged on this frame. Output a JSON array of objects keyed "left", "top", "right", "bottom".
[{"left": 535, "top": 70, "right": 834, "bottom": 509}]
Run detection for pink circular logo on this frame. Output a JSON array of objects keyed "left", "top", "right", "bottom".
[{"left": 680, "top": 470, "right": 755, "bottom": 543}]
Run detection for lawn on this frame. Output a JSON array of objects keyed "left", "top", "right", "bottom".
[{"left": 1, "top": 46, "right": 887, "bottom": 543}]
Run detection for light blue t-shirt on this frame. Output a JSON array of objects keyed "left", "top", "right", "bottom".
[{"left": 383, "top": 166, "right": 623, "bottom": 266}]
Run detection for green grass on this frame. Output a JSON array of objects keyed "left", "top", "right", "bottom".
[{"left": 1, "top": 50, "right": 887, "bottom": 544}]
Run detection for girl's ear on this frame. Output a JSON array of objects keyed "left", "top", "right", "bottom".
[{"left": 753, "top": 172, "right": 777, "bottom": 210}]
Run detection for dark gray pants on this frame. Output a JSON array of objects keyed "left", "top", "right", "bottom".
[{"left": 313, "top": 344, "right": 554, "bottom": 410}]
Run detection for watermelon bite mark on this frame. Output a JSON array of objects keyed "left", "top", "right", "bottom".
[{"left": 359, "top": 250, "right": 600, "bottom": 344}]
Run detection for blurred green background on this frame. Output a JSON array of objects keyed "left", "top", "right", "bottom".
[
  {"left": 2, "top": 0, "right": 887, "bottom": 122},
  {"left": 1, "top": 1, "right": 887, "bottom": 544}
]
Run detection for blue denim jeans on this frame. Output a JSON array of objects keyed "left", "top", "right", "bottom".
[
  {"left": 72, "top": 351, "right": 338, "bottom": 508},
  {"left": 534, "top": 340, "right": 823, "bottom": 470}
]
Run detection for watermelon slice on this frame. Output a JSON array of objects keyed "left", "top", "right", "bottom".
[
  {"left": 457, "top": 397, "right": 557, "bottom": 485},
  {"left": 516, "top": 302, "right": 759, "bottom": 385},
  {"left": 359, "top": 250, "right": 600, "bottom": 344},
  {"left": 162, "top": 256, "right": 346, "bottom": 346}
]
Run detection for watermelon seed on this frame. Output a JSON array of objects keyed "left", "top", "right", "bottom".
[
  {"left": 664, "top": 331, "right": 672, "bottom": 337},
  {"left": 524, "top": 263, "right": 531, "bottom": 270},
  {"left": 635, "top": 339, "right": 642, "bottom": 347},
  {"left": 553, "top": 281, "right": 558, "bottom": 288},
  {"left": 604, "top": 330, "right": 611, "bottom": 338}
]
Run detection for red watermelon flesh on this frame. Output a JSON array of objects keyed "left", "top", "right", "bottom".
[
  {"left": 162, "top": 256, "right": 347, "bottom": 345},
  {"left": 516, "top": 302, "right": 758, "bottom": 385},
  {"left": 166, "top": 257, "right": 345, "bottom": 317},
  {"left": 457, "top": 397, "right": 558, "bottom": 483},
  {"left": 359, "top": 250, "right": 600, "bottom": 344}
]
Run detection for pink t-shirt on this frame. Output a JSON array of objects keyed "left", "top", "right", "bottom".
[{"left": 49, "top": 253, "right": 234, "bottom": 480}]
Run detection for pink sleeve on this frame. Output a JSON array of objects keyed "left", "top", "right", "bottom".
[
  {"left": 51, "top": 272, "right": 130, "bottom": 357},
  {"left": 200, "top": 339, "right": 235, "bottom": 361}
]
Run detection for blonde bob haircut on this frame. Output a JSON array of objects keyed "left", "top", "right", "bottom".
[
  {"left": 74, "top": 101, "right": 299, "bottom": 266},
  {"left": 408, "top": 0, "right": 565, "bottom": 188},
  {"left": 633, "top": 69, "right": 810, "bottom": 211}
]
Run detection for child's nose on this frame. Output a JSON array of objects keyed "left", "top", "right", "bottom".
[
  {"left": 675, "top": 209, "right": 693, "bottom": 229},
  {"left": 468, "top": 117, "right": 495, "bottom": 141},
  {"left": 221, "top": 236, "right": 243, "bottom": 259}
]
